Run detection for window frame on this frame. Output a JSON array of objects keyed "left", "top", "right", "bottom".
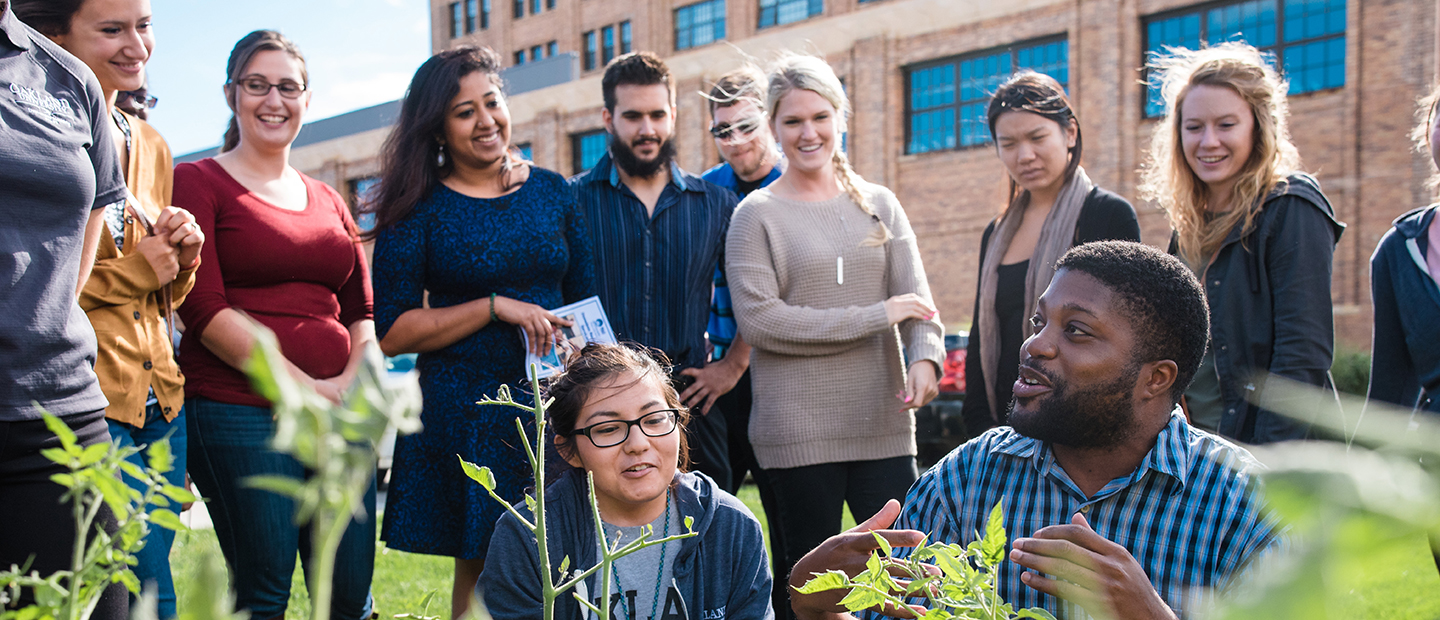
[
  {"left": 620, "top": 20, "right": 632, "bottom": 54},
  {"left": 571, "top": 129, "right": 608, "bottom": 175},
  {"left": 675, "top": 0, "right": 726, "bottom": 51},
  {"left": 758, "top": 0, "right": 823, "bottom": 30},
  {"left": 514, "top": 49, "right": 525, "bottom": 65},
  {"left": 584, "top": 30, "right": 598, "bottom": 70},
  {"left": 902, "top": 34, "right": 1070, "bottom": 155},
  {"left": 449, "top": 2, "right": 463, "bottom": 39},
  {"left": 602, "top": 25, "right": 616, "bottom": 66},
  {"left": 1141, "top": 0, "right": 1346, "bottom": 117},
  {"left": 513, "top": 0, "right": 523, "bottom": 19}
]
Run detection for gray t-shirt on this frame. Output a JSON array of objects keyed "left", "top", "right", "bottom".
[
  {"left": 0, "top": 5, "right": 125, "bottom": 420},
  {"left": 599, "top": 500, "right": 684, "bottom": 620}
]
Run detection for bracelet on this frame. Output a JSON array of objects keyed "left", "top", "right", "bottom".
[{"left": 489, "top": 292, "right": 498, "bottom": 323}]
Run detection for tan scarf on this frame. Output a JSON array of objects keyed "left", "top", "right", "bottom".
[{"left": 975, "top": 166, "right": 1093, "bottom": 422}]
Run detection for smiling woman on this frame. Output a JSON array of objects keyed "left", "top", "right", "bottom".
[
  {"left": 363, "top": 45, "right": 595, "bottom": 620},
  {"left": 171, "top": 29, "right": 380, "bottom": 620},
  {"left": 1140, "top": 43, "right": 1345, "bottom": 444},
  {"left": 480, "top": 343, "right": 773, "bottom": 620}
]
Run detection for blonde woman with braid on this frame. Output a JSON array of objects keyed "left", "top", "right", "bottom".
[
  {"left": 1141, "top": 43, "right": 1344, "bottom": 443},
  {"left": 726, "top": 53, "right": 944, "bottom": 602}
]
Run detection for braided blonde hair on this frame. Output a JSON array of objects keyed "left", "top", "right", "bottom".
[{"left": 766, "top": 54, "right": 892, "bottom": 247}]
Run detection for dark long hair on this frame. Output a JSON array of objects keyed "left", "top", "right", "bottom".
[
  {"left": 10, "top": 0, "right": 85, "bottom": 36},
  {"left": 363, "top": 46, "right": 519, "bottom": 239},
  {"left": 221, "top": 30, "right": 307, "bottom": 153},
  {"left": 985, "top": 71, "right": 1083, "bottom": 214}
]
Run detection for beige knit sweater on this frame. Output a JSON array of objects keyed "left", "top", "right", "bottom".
[{"left": 726, "top": 182, "right": 945, "bottom": 470}]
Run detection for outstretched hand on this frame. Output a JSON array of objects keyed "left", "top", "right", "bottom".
[
  {"left": 789, "top": 499, "right": 929, "bottom": 620},
  {"left": 1010, "top": 513, "right": 1177, "bottom": 620}
]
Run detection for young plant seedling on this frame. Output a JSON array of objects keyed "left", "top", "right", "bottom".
[{"left": 795, "top": 502, "right": 1056, "bottom": 620}]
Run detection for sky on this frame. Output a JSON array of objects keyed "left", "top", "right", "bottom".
[{"left": 145, "top": 0, "right": 432, "bottom": 156}]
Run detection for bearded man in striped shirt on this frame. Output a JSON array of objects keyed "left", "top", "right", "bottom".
[{"left": 790, "top": 241, "right": 1283, "bottom": 620}]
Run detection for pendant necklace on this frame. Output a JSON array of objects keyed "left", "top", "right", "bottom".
[{"left": 609, "top": 490, "right": 671, "bottom": 620}]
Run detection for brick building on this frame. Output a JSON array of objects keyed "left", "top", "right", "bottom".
[{"left": 261, "top": 0, "right": 1440, "bottom": 348}]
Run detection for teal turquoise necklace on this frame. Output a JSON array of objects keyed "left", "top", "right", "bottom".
[{"left": 607, "top": 490, "right": 671, "bottom": 620}]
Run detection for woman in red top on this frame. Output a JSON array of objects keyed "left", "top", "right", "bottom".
[{"left": 173, "top": 30, "right": 377, "bottom": 620}]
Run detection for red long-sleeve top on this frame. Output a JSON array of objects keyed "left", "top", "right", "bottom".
[{"left": 174, "top": 158, "right": 373, "bottom": 408}]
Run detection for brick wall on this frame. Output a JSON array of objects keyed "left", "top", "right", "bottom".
[{"left": 421, "top": 0, "right": 1437, "bottom": 348}]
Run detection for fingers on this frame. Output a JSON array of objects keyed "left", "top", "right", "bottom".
[
  {"left": 1010, "top": 539, "right": 1100, "bottom": 586},
  {"left": 699, "top": 390, "right": 719, "bottom": 416},
  {"left": 1018, "top": 569, "right": 1097, "bottom": 609}
]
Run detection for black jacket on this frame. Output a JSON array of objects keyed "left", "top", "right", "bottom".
[
  {"left": 961, "top": 187, "right": 1141, "bottom": 435},
  {"left": 1367, "top": 205, "right": 1440, "bottom": 414},
  {"left": 1189, "top": 173, "right": 1345, "bottom": 443}
]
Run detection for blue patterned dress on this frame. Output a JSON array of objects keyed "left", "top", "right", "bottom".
[{"left": 373, "top": 167, "right": 594, "bottom": 558}]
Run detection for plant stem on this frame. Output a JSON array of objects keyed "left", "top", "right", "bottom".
[{"left": 523, "top": 370, "right": 557, "bottom": 620}]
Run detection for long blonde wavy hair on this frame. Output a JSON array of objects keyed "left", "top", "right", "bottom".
[
  {"left": 765, "top": 53, "right": 892, "bottom": 247},
  {"left": 1139, "top": 43, "right": 1301, "bottom": 268},
  {"left": 1411, "top": 83, "right": 1440, "bottom": 196}
]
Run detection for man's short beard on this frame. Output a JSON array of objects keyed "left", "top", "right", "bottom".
[
  {"left": 1008, "top": 362, "right": 1140, "bottom": 449},
  {"left": 610, "top": 132, "right": 677, "bottom": 179}
]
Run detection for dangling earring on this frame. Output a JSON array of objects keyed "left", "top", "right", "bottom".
[{"left": 436, "top": 143, "right": 447, "bottom": 167}]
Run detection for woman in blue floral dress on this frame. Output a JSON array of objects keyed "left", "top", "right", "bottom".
[{"left": 366, "top": 46, "right": 594, "bottom": 618}]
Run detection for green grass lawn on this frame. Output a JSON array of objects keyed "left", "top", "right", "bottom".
[{"left": 172, "top": 483, "right": 1438, "bottom": 620}]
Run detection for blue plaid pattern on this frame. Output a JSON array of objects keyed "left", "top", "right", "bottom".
[
  {"left": 700, "top": 162, "right": 781, "bottom": 360},
  {"left": 890, "top": 412, "right": 1283, "bottom": 619}
]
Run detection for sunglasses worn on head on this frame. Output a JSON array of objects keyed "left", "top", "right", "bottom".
[
  {"left": 569, "top": 409, "right": 680, "bottom": 448},
  {"left": 231, "top": 77, "right": 307, "bottom": 99}
]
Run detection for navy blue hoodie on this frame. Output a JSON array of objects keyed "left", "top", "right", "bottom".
[
  {"left": 1368, "top": 205, "right": 1440, "bottom": 414},
  {"left": 479, "top": 469, "right": 774, "bottom": 620}
]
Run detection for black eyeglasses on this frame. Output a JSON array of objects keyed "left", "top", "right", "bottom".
[
  {"left": 569, "top": 409, "right": 679, "bottom": 448},
  {"left": 231, "top": 77, "right": 307, "bottom": 99}
]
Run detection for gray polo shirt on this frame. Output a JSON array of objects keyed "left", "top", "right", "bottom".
[{"left": 0, "top": 4, "right": 125, "bottom": 420}]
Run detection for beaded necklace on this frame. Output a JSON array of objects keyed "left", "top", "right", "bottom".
[{"left": 607, "top": 490, "right": 671, "bottom": 620}]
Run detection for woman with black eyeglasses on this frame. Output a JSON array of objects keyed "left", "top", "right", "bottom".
[
  {"left": 480, "top": 343, "right": 773, "bottom": 620},
  {"left": 173, "top": 30, "right": 378, "bottom": 620}
]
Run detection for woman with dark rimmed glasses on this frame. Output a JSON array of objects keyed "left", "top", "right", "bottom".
[
  {"left": 480, "top": 343, "right": 774, "bottom": 620},
  {"left": 172, "top": 30, "right": 379, "bottom": 620}
]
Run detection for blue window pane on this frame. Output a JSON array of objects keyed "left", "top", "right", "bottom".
[
  {"left": 908, "top": 110, "right": 955, "bottom": 154},
  {"left": 959, "top": 102, "right": 990, "bottom": 147},
  {"left": 1017, "top": 40, "right": 1068, "bottom": 87},
  {"left": 1283, "top": 36, "right": 1344, "bottom": 94},
  {"left": 1283, "top": 0, "right": 1345, "bottom": 42},
  {"left": 959, "top": 52, "right": 1011, "bottom": 102},
  {"left": 759, "top": 0, "right": 821, "bottom": 28},
  {"left": 676, "top": 0, "right": 725, "bottom": 50},
  {"left": 1207, "top": 0, "right": 1277, "bottom": 48},
  {"left": 451, "top": 2, "right": 463, "bottom": 38},
  {"left": 1148, "top": 13, "right": 1202, "bottom": 52},
  {"left": 575, "top": 132, "right": 607, "bottom": 174},
  {"left": 910, "top": 65, "right": 955, "bottom": 111}
]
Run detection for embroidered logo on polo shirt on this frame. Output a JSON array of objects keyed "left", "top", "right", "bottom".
[{"left": 9, "top": 82, "right": 75, "bottom": 126}]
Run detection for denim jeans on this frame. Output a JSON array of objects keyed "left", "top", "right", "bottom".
[
  {"left": 186, "top": 397, "right": 375, "bottom": 620},
  {"left": 107, "top": 404, "right": 187, "bottom": 619}
]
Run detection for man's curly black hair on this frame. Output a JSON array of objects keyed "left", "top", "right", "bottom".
[{"left": 1053, "top": 241, "right": 1210, "bottom": 403}]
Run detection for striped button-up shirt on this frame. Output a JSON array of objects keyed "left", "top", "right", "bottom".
[
  {"left": 569, "top": 152, "right": 737, "bottom": 371},
  {"left": 892, "top": 412, "right": 1283, "bottom": 619}
]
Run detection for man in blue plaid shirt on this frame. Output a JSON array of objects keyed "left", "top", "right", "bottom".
[{"left": 789, "top": 241, "right": 1283, "bottom": 620}]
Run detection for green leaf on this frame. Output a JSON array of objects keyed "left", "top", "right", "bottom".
[
  {"left": 78, "top": 442, "right": 110, "bottom": 467},
  {"left": 41, "top": 412, "right": 78, "bottom": 454},
  {"left": 159, "top": 483, "right": 200, "bottom": 504},
  {"left": 49, "top": 472, "right": 77, "bottom": 489},
  {"left": 145, "top": 438, "right": 174, "bottom": 475},
  {"left": 457, "top": 457, "right": 496, "bottom": 491},
  {"left": 558, "top": 555, "right": 571, "bottom": 575},
  {"left": 928, "top": 546, "right": 967, "bottom": 580},
  {"left": 904, "top": 575, "right": 936, "bottom": 596},
  {"left": 117, "top": 568, "right": 142, "bottom": 595},
  {"left": 920, "top": 608, "right": 954, "bottom": 620},
  {"left": 685, "top": 515, "right": 695, "bottom": 531},
  {"left": 244, "top": 475, "right": 305, "bottom": 499},
  {"left": 837, "top": 586, "right": 885, "bottom": 612},
  {"left": 524, "top": 494, "right": 536, "bottom": 513},
  {"left": 149, "top": 509, "right": 186, "bottom": 532},
  {"left": 793, "top": 571, "right": 850, "bottom": 594},
  {"left": 872, "top": 531, "right": 893, "bottom": 557},
  {"left": 1015, "top": 609, "right": 1057, "bottom": 620},
  {"left": 865, "top": 550, "right": 883, "bottom": 576},
  {"left": 979, "top": 501, "right": 1007, "bottom": 567}
]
